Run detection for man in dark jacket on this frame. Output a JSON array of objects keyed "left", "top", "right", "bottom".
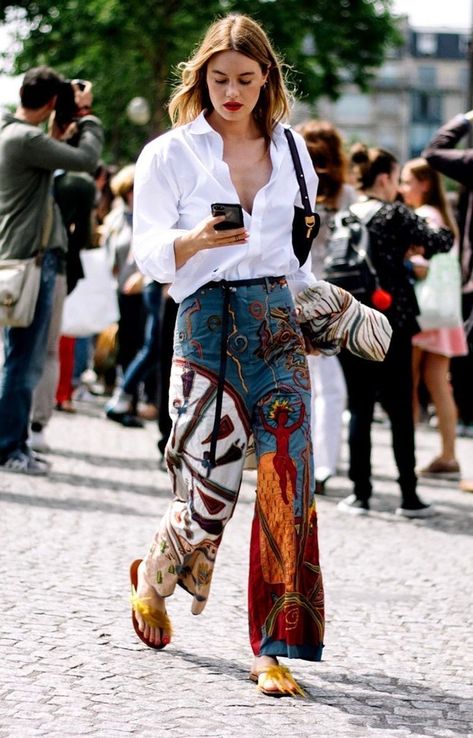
[
  {"left": 423, "top": 111, "right": 473, "bottom": 445},
  {"left": 0, "top": 66, "right": 103, "bottom": 474}
]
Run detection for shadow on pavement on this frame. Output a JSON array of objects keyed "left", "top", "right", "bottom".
[
  {"left": 51, "top": 448, "right": 159, "bottom": 471},
  {"left": 47, "top": 471, "right": 169, "bottom": 499},
  {"left": 116, "top": 647, "right": 468, "bottom": 727},
  {"left": 0, "top": 489, "right": 149, "bottom": 517},
  {"left": 318, "top": 486, "right": 473, "bottom": 537},
  {"left": 313, "top": 668, "right": 468, "bottom": 733}
]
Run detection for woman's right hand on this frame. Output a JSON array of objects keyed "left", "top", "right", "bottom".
[{"left": 174, "top": 215, "right": 249, "bottom": 270}]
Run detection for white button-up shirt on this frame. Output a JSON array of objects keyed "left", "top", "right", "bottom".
[{"left": 133, "top": 111, "right": 318, "bottom": 302}]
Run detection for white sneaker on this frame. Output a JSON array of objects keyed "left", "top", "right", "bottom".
[
  {"left": 337, "top": 493, "right": 370, "bottom": 515},
  {"left": 1, "top": 449, "right": 49, "bottom": 476},
  {"left": 395, "top": 504, "right": 436, "bottom": 519},
  {"left": 72, "top": 385, "right": 96, "bottom": 402},
  {"left": 29, "top": 429, "right": 50, "bottom": 454},
  {"left": 105, "top": 390, "right": 132, "bottom": 415}
]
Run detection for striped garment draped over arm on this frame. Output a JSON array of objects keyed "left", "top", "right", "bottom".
[{"left": 295, "top": 280, "right": 393, "bottom": 361}]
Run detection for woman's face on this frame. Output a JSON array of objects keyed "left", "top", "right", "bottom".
[
  {"left": 206, "top": 50, "right": 268, "bottom": 122},
  {"left": 400, "top": 166, "right": 426, "bottom": 208}
]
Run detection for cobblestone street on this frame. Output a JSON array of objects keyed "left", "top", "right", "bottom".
[{"left": 1, "top": 397, "right": 472, "bottom": 738}]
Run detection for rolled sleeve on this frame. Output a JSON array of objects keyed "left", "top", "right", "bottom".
[
  {"left": 132, "top": 141, "right": 189, "bottom": 284},
  {"left": 287, "top": 260, "right": 317, "bottom": 296}
]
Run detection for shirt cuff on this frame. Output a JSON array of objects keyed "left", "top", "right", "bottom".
[
  {"left": 133, "top": 230, "right": 187, "bottom": 284},
  {"left": 287, "top": 269, "right": 317, "bottom": 298}
]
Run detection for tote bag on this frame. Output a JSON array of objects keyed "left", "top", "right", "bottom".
[
  {"left": 61, "top": 247, "right": 119, "bottom": 337},
  {"left": 415, "top": 251, "right": 462, "bottom": 331},
  {"left": 0, "top": 196, "right": 53, "bottom": 328},
  {"left": 0, "top": 257, "right": 41, "bottom": 328}
]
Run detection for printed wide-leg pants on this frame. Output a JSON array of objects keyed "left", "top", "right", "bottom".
[{"left": 143, "top": 277, "right": 324, "bottom": 661}]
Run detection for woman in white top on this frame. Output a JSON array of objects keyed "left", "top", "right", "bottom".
[{"left": 131, "top": 14, "right": 324, "bottom": 697}]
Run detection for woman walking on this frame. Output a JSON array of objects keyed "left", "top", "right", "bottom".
[
  {"left": 337, "top": 144, "right": 453, "bottom": 518},
  {"left": 131, "top": 14, "right": 324, "bottom": 696}
]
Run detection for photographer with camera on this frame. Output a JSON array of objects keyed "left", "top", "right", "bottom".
[{"left": 0, "top": 65, "right": 103, "bottom": 475}]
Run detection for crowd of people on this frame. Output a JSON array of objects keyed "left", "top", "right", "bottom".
[{"left": 1, "top": 13, "right": 472, "bottom": 698}]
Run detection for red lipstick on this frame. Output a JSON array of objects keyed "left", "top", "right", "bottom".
[{"left": 224, "top": 102, "right": 243, "bottom": 111}]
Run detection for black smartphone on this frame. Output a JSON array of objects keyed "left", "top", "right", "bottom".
[{"left": 211, "top": 203, "right": 244, "bottom": 230}]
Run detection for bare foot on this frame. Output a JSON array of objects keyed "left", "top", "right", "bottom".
[
  {"left": 134, "top": 561, "right": 171, "bottom": 647},
  {"left": 252, "top": 655, "right": 279, "bottom": 674}
]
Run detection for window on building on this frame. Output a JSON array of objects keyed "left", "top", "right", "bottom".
[
  {"left": 459, "top": 66, "right": 469, "bottom": 88},
  {"left": 418, "top": 66, "right": 437, "bottom": 88},
  {"left": 411, "top": 91, "right": 442, "bottom": 124},
  {"left": 417, "top": 33, "right": 437, "bottom": 56},
  {"left": 378, "top": 63, "right": 400, "bottom": 81},
  {"left": 333, "top": 94, "right": 372, "bottom": 124},
  {"left": 410, "top": 124, "right": 441, "bottom": 158},
  {"left": 376, "top": 94, "right": 400, "bottom": 115},
  {"left": 459, "top": 35, "right": 469, "bottom": 56}
]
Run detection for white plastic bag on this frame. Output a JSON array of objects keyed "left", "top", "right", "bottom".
[
  {"left": 61, "top": 247, "right": 119, "bottom": 337},
  {"left": 415, "top": 251, "right": 462, "bottom": 331}
]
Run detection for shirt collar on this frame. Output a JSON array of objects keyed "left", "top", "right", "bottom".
[
  {"left": 188, "top": 110, "right": 288, "bottom": 145},
  {"left": 188, "top": 111, "right": 216, "bottom": 135}
]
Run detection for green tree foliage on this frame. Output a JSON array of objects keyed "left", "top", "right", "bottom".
[{"left": 0, "top": 0, "right": 400, "bottom": 162}]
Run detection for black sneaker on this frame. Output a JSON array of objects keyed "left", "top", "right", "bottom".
[
  {"left": 337, "top": 494, "right": 370, "bottom": 515},
  {"left": 395, "top": 502, "right": 436, "bottom": 519},
  {"left": 106, "top": 409, "right": 144, "bottom": 428}
]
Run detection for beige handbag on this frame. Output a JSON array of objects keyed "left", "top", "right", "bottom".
[{"left": 0, "top": 199, "right": 53, "bottom": 328}]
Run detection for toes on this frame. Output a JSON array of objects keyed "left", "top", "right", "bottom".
[{"left": 135, "top": 611, "right": 145, "bottom": 633}]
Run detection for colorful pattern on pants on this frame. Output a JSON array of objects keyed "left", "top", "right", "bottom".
[{"left": 143, "top": 278, "right": 324, "bottom": 661}]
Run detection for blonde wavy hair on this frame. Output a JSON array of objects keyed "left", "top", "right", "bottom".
[
  {"left": 110, "top": 164, "right": 135, "bottom": 201},
  {"left": 168, "top": 14, "right": 291, "bottom": 139}
]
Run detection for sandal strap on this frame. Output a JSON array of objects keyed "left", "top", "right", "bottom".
[
  {"left": 256, "top": 665, "right": 305, "bottom": 697},
  {"left": 131, "top": 586, "right": 173, "bottom": 633}
]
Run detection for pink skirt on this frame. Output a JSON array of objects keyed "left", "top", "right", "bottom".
[{"left": 412, "top": 325, "right": 468, "bottom": 358}]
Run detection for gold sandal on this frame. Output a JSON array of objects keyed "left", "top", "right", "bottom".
[
  {"left": 130, "top": 559, "right": 172, "bottom": 650},
  {"left": 249, "top": 664, "right": 305, "bottom": 697}
]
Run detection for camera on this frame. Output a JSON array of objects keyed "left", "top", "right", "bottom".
[{"left": 55, "top": 79, "right": 86, "bottom": 127}]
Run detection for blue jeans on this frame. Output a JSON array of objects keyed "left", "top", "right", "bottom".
[
  {"left": 73, "top": 336, "right": 93, "bottom": 385},
  {"left": 122, "top": 281, "right": 162, "bottom": 396},
  {"left": 0, "top": 250, "right": 59, "bottom": 459}
]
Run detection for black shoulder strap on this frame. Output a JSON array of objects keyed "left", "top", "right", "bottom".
[{"left": 284, "top": 128, "right": 314, "bottom": 219}]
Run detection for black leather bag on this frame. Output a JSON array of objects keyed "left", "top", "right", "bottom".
[{"left": 284, "top": 128, "right": 320, "bottom": 267}]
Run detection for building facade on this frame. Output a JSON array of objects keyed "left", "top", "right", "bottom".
[{"left": 295, "top": 19, "right": 469, "bottom": 164}]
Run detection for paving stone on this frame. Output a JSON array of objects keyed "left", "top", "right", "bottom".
[{"left": 0, "top": 400, "right": 472, "bottom": 737}]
